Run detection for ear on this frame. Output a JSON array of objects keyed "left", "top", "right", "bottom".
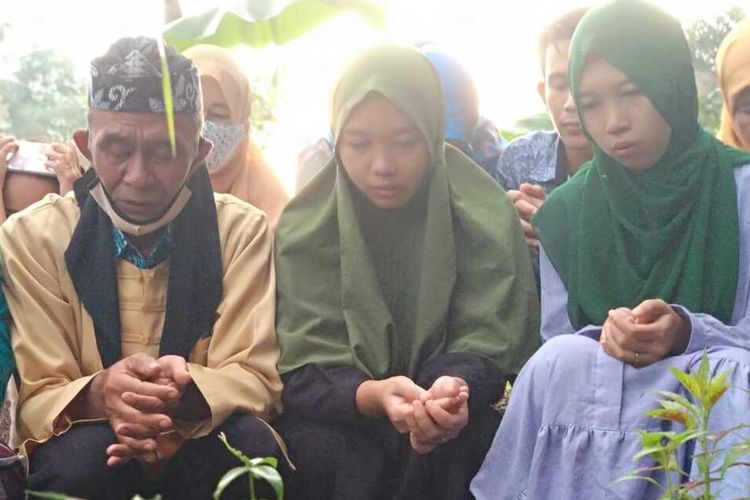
[
  {"left": 537, "top": 81, "right": 547, "bottom": 107},
  {"left": 194, "top": 136, "right": 212, "bottom": 166},
  {"left": 72, "top": 129, "right": 91, "bottom": 161}
]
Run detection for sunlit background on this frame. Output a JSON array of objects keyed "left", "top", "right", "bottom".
[{"left": 0, "top": 0, "right": 744, "bottom": 192}]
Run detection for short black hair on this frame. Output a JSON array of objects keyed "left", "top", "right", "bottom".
[{"left": 537, "top": 8, "right": 590, "bottom": 75}]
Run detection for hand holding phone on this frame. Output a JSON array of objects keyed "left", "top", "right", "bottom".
[
  {"left": 7, "top": 140, "right": 53, "bottom": 176},
  {"left": 0, "top": 137, "right": 20, "bottom": 185},
  {"left": 43, "top": 141, "right": 83, "bottom": 194}
]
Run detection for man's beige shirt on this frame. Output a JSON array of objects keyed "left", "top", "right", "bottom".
[{"left": 0, "top": 192, "right": 283, "bottom": 453}]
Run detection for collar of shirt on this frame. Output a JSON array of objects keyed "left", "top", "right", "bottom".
[
  {"left": 112, "top": 224, "right": 173, "bottom": 269},
  {"left": 553, "top": 133, "right": 571, "bottom": 187}
]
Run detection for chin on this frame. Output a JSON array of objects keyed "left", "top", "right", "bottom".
[
  {"left": 369, "top": 196, "right": 407, "bottom": 210},
  {"left": 561, "top": 135, "right": 590, "bottom": 151},
  {"left": 374, "top": 200, "right": 405, "bottom": 210}
]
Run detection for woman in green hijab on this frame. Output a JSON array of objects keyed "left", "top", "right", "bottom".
[
  {"left": 274, "top": 44, "right": 539, "bottom": 500},
  {"left": 472, "top": 1, "right": 750, "bottom": 498}
]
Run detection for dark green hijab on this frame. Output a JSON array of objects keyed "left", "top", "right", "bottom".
[
  {"left": 275, "top": 44, "right": 539, "bottom": 378},
  {"left": 534, "top": 0, "right": 750, "bottom": 329}
]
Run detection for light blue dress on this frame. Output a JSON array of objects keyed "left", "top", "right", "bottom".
[{"left": 471, "top": 164, "right": 750, "bottom": 499}]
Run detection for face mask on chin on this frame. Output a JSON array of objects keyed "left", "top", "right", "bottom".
[
  {"left": 202, "top": 120, "right": 247, "bottom": 172},
  {"left": 89, "top": 181, "right": 193, "bottom": 237}
]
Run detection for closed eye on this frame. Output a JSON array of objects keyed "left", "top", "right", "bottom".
[
  {"left": 346, "top": 141, "right": 369, "bottom": 150},
  {"left": 578, "top": 99, "right": 599, "bottom": 111}
]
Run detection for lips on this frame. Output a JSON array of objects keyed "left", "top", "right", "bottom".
[
  {"left": 371, "top": 185, "right": 398, "bottom": 196},
  {"left": 116, "top": 198, "right": 156, "bottom": 216},
  {"left": 560, "top": 121, "right": 582, "bottom": 132},
  {"left": 612, "top": 141, "right": 637, "bottom": 158}
]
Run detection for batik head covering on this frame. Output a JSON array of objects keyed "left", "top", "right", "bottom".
[
  {"left": 533, "top": 0, "right": 750, "bottom": 329},
  {"left": 276, "top": 44, "right": 539, "bottom": 379},
  {"left": 89, "top": 36, "right": 201, "bottom": 114},
  {"left": 184, "top": 45, "right": 288, "bottom": 228},
  {"left": 717, "top": 19, "right": 750, "bottom": 151}
]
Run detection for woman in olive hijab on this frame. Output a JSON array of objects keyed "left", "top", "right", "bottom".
[
  {"left": 274, "top": 44, "right": 539, "bottom": 500},
  {"left": 472, "top": 1, "right": 750, "bottom": 498}
]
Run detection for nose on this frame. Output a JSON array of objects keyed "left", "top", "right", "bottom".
[
  {"left": 121, "top": 152, "right": 152, "bottom": 189},
  {"left": 563, "top": 90, "right": 576, "bottom": 114},
  {"left": 370, "top": 146, "right": 396, "bottom": 177},
  {"left": 604, "top": 103, "right": 629, "bottom": 136}
]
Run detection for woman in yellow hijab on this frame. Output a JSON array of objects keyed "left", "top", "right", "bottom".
[
  {"left": 717, "top": 19, "right": 750, "bottom": 151},
  {"left": 184, "top": 45, "right": 288, "bottom": 227}
]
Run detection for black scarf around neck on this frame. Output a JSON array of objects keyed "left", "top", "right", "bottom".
[{"left": 64, "top": 167, "right": 223, "bottom": 368}]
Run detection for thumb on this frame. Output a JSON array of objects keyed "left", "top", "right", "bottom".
[
  {"left": 632, "top": 299, "right": 667, "bottom": 325},
  {"left": 520, "top": 183, "right": 546, "bottom": 200}
]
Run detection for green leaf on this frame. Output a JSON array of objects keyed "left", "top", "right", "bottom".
[
  {"left": 25, "top": 492, "right": 81, "bottom": 500},
  {"left": 156, "top": 38, "right": 176, "bottom": 157},
  {"left": 251, "top": 464, "right": 284, "bottom": 500},
  {"left": 670, "top": 367, "right": 702, "bottom": 400},
  {"left": 634, "top": 446, "right": 669, "bottom": 462},
  {"left": 610, "top": 474, "right": 663, "bottom": 488},
  {"left": 656, "top": 391, "right": 697, "bottom": 412},
  {"left": 638, "top": 430, "right": 674, "bottom": 447},
  {"left": 720, "top": 447, "right": 743, "bottom": 477},
  {"left": 213, "top": 466, "right": 250, "bottom": 500},
  {"left": 218, "top": 432, "right": 253, "bottom": 468},
  {"left": 696, "top": 351, "right": 710, "bottom": 386},
  {"left": 671, "top": 429, "right": 705, "bottom": 444},
  {"left": 249, "top": 456, "right": 278, "bottom": 468},
  {"left": 163, "top": 0, "right": 386, "bottom": 52},
  {"left": 647, "top": 403, "right": 689, "bottom": 426},
  {"left": 706, "top": 371, "right": 730, "bottom": 407}
]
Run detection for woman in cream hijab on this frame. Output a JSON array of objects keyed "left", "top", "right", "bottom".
[
  {"left": 184, "top": 45, "right": 288, "bottom": 227},
  {"left": 717, "top": 19, "right": 750, "bottom": 151}
]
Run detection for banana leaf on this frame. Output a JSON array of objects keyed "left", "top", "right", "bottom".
[{"left": 163, "top": 0, "right": 386, "bottom": 52}]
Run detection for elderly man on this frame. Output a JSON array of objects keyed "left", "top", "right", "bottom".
[{"left": 1, "top": 37, "right": 287, "bottom": 498}]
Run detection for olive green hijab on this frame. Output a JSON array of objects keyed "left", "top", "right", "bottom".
[
  {"left": 534, "top": 0, "right": 750, "bottom": 329},
  {"left": 275, "top": 44, "right": 539, "bottom": 378}
]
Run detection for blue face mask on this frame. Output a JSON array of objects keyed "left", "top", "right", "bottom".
[{"left": 202, "top": 120, "right": 247, "bottom": 172}]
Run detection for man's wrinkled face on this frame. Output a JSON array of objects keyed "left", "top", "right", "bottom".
[{"left": 76, "top": 111, "right": 207, "bottom": 223}]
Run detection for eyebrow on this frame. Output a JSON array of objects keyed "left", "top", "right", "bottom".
[
  {"left": 98, "top": 132, "right": 133, "bottom": 147},
  {"left": 578, "top": 75, "right": 637, "bottom": 98},
  {"left": 97, "top": 132, "right": 184, "bottom": 151},
  {"left": 615, "top": 78, "right": 638, "bottom": 90},
  {"left": 343, "top": 125, "right": 420, "bottom": 137}
]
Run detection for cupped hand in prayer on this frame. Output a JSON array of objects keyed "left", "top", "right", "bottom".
[
  {"left": 356, "top": 374, "right": 470, "bottom": 454},
  {"left": 600, "top": 298, "right": 690, "bottom": 368},
  {"left": 408, "top": 376, "right": 469, "bottom": 454},
  {"left": 368, "top": 376, "right": 426, "bottom": 434}
]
